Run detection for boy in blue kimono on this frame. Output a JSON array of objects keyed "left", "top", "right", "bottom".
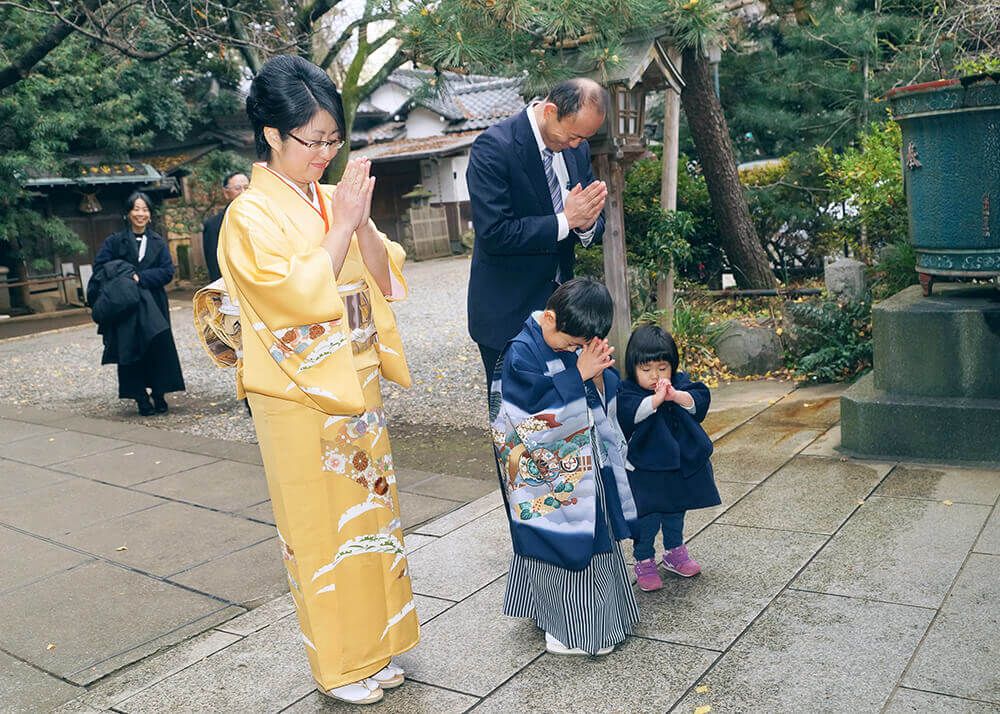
[
  {"left": 490, "top": 278, "right": 640, "bottom": 656},
  {"left": 616, "top": 324, "right": 720, "bottom": 592}
]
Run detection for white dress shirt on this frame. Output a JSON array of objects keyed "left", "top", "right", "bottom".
[{"left": 525, "top": 104, "right": 598, "bottom": 246}]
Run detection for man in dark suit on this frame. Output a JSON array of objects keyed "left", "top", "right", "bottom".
[
  {"left": 467, "top": 78, "right": 609, "bottom": 385},
  {"left": 201, "top": 171, "right": 249, "bottom": 282}
]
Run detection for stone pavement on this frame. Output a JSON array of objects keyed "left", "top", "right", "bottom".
[{"left": 2, "top": 382, "right": 999, "bottom": 713}]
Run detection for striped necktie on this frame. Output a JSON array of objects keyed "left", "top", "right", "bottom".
[{"left": 541, "top": 148, "right": 564, "bottom": 214}]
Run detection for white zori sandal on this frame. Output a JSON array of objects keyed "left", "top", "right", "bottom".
[
  {"left": 323, "top": 678, "right": 383, "bottom": 705},
  {"left": 370, "top": 661, "right": 405, "bottom": 689}
]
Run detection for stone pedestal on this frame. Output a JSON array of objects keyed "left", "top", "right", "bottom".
[{"left": 840, "top": 284, "right": 1000, "bottom": 462}]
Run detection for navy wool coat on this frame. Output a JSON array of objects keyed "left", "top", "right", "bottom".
[{"left": 616, "top": 374, "right": 721, "bottom": 516}]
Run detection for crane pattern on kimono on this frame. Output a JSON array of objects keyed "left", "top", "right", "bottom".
[{"left": 492, "top": 413, "right": 593, "bottom": 521}]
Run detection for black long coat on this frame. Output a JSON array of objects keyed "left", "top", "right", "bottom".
[{"left": 93, "top": 228, "right": 185, "bottom": 399}]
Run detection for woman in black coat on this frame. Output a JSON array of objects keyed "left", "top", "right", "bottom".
[{"left": 93, "top": 192, "right": 185, "bottom": 415}]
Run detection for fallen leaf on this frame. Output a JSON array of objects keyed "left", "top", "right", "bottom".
[
  {"left": 943, "top": 499, "right": 953, "bottom": 506},
  {"left": 857, "top": 499, "right": 866, "bottom": 505},
  {"left": 115, "top": 545, "right": 128, "bottom": 552},
  {"left": 124, "top": 452, "right": 134, "bottom": 456},
  {"left": 154, "top": 461, "right": 161, "bottom": 465},
  {"left": 695, "top": 684, "right": 710, "bottom": 694},
  {"left": 694, "top": 706, "right": 712, "bottom": 714},
  {"left": 48, "top": 437, "right": 56, "bottom": 442},
  {"left": 46, "top": 643, "right": 56, "bottom": 651}
]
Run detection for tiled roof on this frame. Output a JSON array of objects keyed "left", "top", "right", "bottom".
[
  {"left": 352, "top": 131, "right": 482, "bottom": 163},
  {"left": 355, "top": 99, "right": 389, "bottom": 118},
  {"left": 350, "top": 121, "right": 406, "bottom": 148},
  {"left": 387, "top": 68, "right": 525, "bottom": 124},
  {"left": 25, "top": 161, "right": 163, "bottom": 187}
]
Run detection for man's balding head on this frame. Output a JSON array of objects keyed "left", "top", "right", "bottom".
[{"left": 546, "top": 78, "right": 610, "bottom": 120}]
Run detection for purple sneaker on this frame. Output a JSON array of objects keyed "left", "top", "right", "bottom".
[
  {"left": 662, "top": 545, "right": 701, "bottom": 577},
  {"left": 634, "top": 558, "right": 663, "bottom": 591}
]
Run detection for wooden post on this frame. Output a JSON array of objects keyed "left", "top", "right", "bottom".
[
  {"left": 596, "top": 153, "right": 631, "bottom": 358},
  {"left": 658, "top": 51, "right": 683, "bottom": 331}
]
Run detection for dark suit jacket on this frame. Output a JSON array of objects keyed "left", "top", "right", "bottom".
[
  {"left": 202, "top": 210, "right": 225, "bottom": 282},
  {"left": 466, "top": 110, "right": 606, "bottom": 350}
]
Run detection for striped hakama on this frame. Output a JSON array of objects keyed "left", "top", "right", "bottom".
[{"left": 503, "top": 436, "right": 639, "bottom": 653}]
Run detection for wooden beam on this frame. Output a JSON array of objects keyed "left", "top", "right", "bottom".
[
  {"left": 657, "top": 49, "right": 683, "bottom": 331},
  {"left": 595, "top": 153, "right": 631, "bottom": 359}
]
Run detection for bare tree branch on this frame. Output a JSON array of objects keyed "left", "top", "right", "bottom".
[
  {"left": 0, "top": 0, "right": 100, "bottom": 91},
  {"left": 319, "top": 12, "right": 393, "bottom": 69},
  {"left": 357, "top": 46, "right": 406, "bottom": 99}
]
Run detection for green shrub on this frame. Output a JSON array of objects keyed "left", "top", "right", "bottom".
[
  {"left": 871, "top": 239, "right": 918, "bottom": 300},
  {"left": 785, "top": 295, "right": 872, "bottom": 383}
]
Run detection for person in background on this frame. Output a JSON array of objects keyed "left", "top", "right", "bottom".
[
  {"left": 92, "top": 192, "right": 185, "bottom": 416},
  {"left": 202, "top": 171, "right": 249, "bottom": 282}
]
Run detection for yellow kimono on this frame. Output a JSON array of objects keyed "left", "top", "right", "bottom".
[{"left": 218, "top": 162, "right": 418, "bottom": 690}]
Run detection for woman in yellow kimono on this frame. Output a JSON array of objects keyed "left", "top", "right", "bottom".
[{"left": 218, "top": 55, "right": 417, "bottom": 705}]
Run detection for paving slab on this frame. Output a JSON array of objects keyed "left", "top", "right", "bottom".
[
  {"left": 633, "top": 523, "right": 826, "bottom": 650},
  {"left": 0, "top": 403, "right": 76, "bottom": 424},
  {"left": 396, "top": 470, "right": 496, "bottom": 503},
  {"left": 903, "top": 553, "right": 1000, "bottom": 704},
  {"left": 402, "top": 533, "right": 436, "bottom": 553},
  {"left": 711, "top": 422, "right": 824, "bottom": 483},
  {"left": 0, "top": 525, "right": 92, "bottom": 593},
  {"left": 406, "top": 508, "right": 512, "bottom": 601},
  {"left": 976, "top": 506, "right": 1000, "bottom": 555},
  {"left": 0, "top": 457, "right": 76, "bottom": 498},
  {"left": 0, "top": 417, "right": 58, "bottom": 444},
  {"left": 216, "top": 593, "right": 296, "bottom": 637},
  {"left": 673, "top": 589, "right": 933, "bottom": 714},
  {"left": 886, "top": 688, "right": 1000, "bottom": 713},
  {"left": 412, "top": 594, "right": 455, "bottom": 624},
  {"left": 397, "top": 491, "right": 460, "bottom": 530},
  {"left": 703, "top": 405, "right": 767, "bottom": 441},
  {"left": 413, "top": 492, "right": 502, "bottom": 536},
  {"left": 474, "top": 636, "right": 717, "bottom": 713},
  {"left": 875, "top": 464, "right": 1000, "bottom": 505},
  {"left": 135, "top": 459, "right": 269, "bottom": 512},
  {"left": 794, "top": 495, "right": 992, "bottom": 608},
  {"left": 2, "top": 430, "right": 130, "bottom": 467},
  {"left": 396, "top": 577, "right": 540, "bottom": 696},
  {"left": 800, "top": 424, "right": 843, "bottom": 458},
  {"left": 52, "top": 444, "right": 218, "bottom": 486},
  {"left": 44, "top": 415, "right": 139, "bottom": 440},
  {"left": 0, "top": 478, "right": 163, "bottom": 538},
  {"left": 239, "top": 500, "right": 276, "bottom": 525},
  {"left": 0, "top": 560, "right": 239, "bottom": 685},
  {"left": 116, "top": 425, "right": 264, "bottom": 465},
  {"left": 710, "top": 380, "right": 795, "bottom": 412},
  {"left": 718, "top": 455, "right": 893, "bottom": 534},
  {"left": 285, "top": 681, "right": 478, "bottom": 713},
  {"left": 623, "top": 480, "right": 756, "bottom": 566},
  {"left": 0, "top": 649, "right": 83, "bottom": 714},
  {"left": 68, "top": 629, "right": 241, "bottom": 711},
  {"left": 755, "top": 392, "right": 843, "bottom": 429},
  {"left": 168, "top": 537, "right": 287, "bottom": 607},
  {"left": 57, "top": 502, "right": 276, "bottom": 577},
  {"left": 115, "top": 615, "right": 315, "bottom": 713}
]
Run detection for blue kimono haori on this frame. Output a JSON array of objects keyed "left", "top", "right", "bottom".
[
  {"left": 616, "top": 373, "right": 721, "bottom": 516},
  {"left": 490, "top": 315, "right": 639, "bottom": 571}
]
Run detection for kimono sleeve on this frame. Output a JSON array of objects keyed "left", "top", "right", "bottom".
[
  {"left": 221, "top": 200, "right": 364, "bottom": 414},
  {"left": 673, "top": 371, "right": 711, "bottom": 423},
  {"left": 222, "top": 202, "right": 344, "bottom": 329},
  {"left": 372, "top": 220, "right": 408, "bottom": 302}
]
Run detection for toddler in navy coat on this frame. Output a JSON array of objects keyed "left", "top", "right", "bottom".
[{"left": 616, "top": 324, "right": 721, "bottom": 591}]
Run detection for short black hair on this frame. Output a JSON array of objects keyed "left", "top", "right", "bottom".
[
  {"left": 124, "top": 191, "right": 153, "bottom": 215},
  {"left": 246, "top": 55, "right": 347, "bottom": 160},
  {"left": 545, "top": 277, "right": 613, "bottom": 340},
  {"left": 546, "top": 78, "right": 610, "bottom": 120},
  {"left": 625, "top": 324, "right": 680, "bottom": 381},
  {"left": 222, "top": 171, "right": 246, "bottom": 188}
]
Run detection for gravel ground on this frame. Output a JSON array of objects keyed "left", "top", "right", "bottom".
[{"left": 0, "top": 255, "right": 488, "bottom": 443}]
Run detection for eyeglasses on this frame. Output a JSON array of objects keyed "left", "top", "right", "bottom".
[{"left": 287, "top": 132, "right": 345, "bottom": 153}]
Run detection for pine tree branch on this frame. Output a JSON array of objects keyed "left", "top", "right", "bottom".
[
  {"left": 319, "top": 12, "right": 394, "bottom": 70},
  {"left": 357, "top": 46, "right": 407, "bottom": 99}
]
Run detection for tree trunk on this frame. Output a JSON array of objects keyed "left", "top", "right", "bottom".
[
  {"left": 680, "top": 47, "right": 775, "bottom": 289},
  {"left": 658, "top": 62, "right": 683, "bottom": 329}
]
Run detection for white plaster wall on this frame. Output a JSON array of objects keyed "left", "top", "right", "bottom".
[
  {"left": 419, "top": 159, "right": 444, "bottom": 202},
  {"left": 406, "top": 108, "right": 447, "bottom": 139},
  {"left": 368, "top": 83, "right": 409, "bottom": 117}
]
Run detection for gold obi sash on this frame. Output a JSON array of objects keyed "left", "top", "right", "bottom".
[{"left": 337, "top": 280, "right": 378, "bottom": 355}]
